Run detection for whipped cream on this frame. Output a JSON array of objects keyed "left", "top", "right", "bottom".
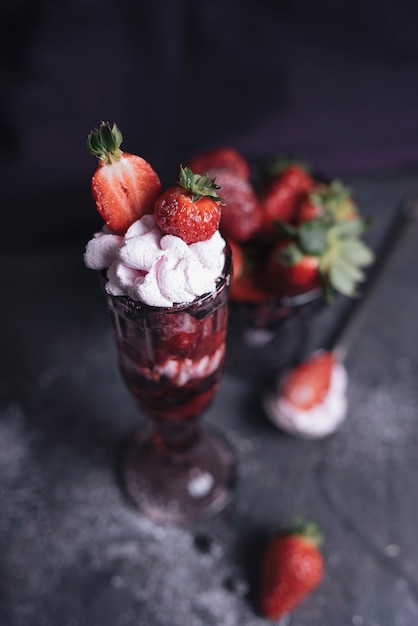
[
  {"left": 263, "top": 359, "right": 348, "bottom": 439},
  {"left": 124, "top": 347, "right": 225, "bottom": 387},
  {"left": 84, "top": 214, "right": 226, "bottom": 307}
]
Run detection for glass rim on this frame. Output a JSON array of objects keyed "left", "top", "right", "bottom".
[{"left": 229, "top": 284, "right": 323, "bottom": 312}]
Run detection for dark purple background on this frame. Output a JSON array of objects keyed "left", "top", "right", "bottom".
[{"left": 2, "top": 0, "right": 418, "bottom": 245}]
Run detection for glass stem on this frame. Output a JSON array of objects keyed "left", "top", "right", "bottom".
[{"left": 152, "top": 418, "right": 200, "bottom": 461}]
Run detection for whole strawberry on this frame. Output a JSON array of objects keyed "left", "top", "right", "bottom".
[
  {"left": 265, "top": 238, "right": 321, "bottom": 297},
  {"left": 154, "top": 166, "right": 222, "bottom": 244},
  {"left": 188, "top": 146, "right": 251, "bottom": 181},
  {"left": 211, "top": 169, "right": 263, "bottom": 243},
  {"left": 259, "top": 162, "right": 314, "bottom": 232},
  {"left": 87, "top": 122, "right": 161, "bottom": 235},
  {"left": 259, "top": 517, "right": 324, "bottom": 620},
  {"left": 265, "top": 215, "right": 374, "bottom": 300}
]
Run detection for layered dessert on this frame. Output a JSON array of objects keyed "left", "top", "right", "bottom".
[
  {"left": 263, "top": 350, "right": 348, "bottom": 439},
  {"left": 84, "top": 123, "right": 235, "bottom": 522},
  {"left": 84, "top": 122, "right": 231, "bottom": 423},
  {"left": 85, "top": 221, "right": 231, "bottom": 422}
]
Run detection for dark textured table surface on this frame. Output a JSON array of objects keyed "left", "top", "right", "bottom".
[{"left": 2, "top": 170, "right": 418, "bottom": 626}]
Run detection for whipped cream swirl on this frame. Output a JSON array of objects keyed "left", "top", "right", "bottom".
[{"left": 84, "top": 214, "right": 226, "bottom": 307}]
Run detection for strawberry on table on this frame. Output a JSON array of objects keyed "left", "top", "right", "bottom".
[
  {"left": 281, "top": 350, "right": 335, "bottom": 410},
  {"left": 154, "top": 166, "right": 222, "bottom": 244},
  {"left": 259, "top": 517, "right": 324, "bottom": 620},
  {"left": 188, "top": 146, "right": 251, "bottom": 181},
  {"left": 87, "top": 121, "right": 161, "bottom": 235},
  {"left": 259, "top": 161, "right": 314, "bottom": 232}
]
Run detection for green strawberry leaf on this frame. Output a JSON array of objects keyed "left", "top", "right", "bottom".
[
  {"left": 320, "top": 273, "right": 334, "bottom": 303},
  {"left": 278, "top": 242, "right": 304, "bottom": 266},
  {"left": 274, "top": 221, "right": 298, "bottom": 238},
  {"left": 179, "top": 166, "right": 222, "bottom": 202},
  {"left": 339, "top": 238, "right": 375, "bottom": 267},
  {"left": 328, "top": 257, "right": 362, "bottom": 297},
  {"left": 298, "top": 219, "right": 328, "bottom": 255},
  {"left": 331, "top": 217, "right": 370, "bottom": 239}
]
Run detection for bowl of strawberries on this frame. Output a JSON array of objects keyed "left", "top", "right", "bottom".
[{"left": 187, "top": 148, "right": 374, "bottom": 380}]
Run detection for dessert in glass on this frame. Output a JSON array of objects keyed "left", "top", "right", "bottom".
[
  {"left": 85, "top": 123, "right": 234, "bottom": 523},
  {"left": 103, "top": 244, "right": 233, "bottom": 524},
  {"left": 187, "top": 148, "right": 374, "bottom": 382}
]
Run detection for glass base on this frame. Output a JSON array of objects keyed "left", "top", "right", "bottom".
[{"left": 122, "top": 427, "right": 235, "bottom": 524}]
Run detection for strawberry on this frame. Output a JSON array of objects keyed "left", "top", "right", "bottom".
[
  {"left": 281, "top": 350, "right": 335, "bottom": 410},
  {"left": 259, "top": 162, "right": 314, "bottom": 232},
  {"left": 265, "top": 215, "right": 374, "bottom": 300},
  {"left": 264, "top": 238, "right": 321, "bottom": 297},
  {"left": 297, "top": 180, "right": 358, "bottom": 225},
  {"left": 86, "top": 122, "right": 161, "bottom": 235},
  {"left": 227, "top": 240, "right": 270, "bottom": 302},
  {"left": 208, "top": 169, "right": 263, "bottom": 242},
  {"left": 230, "top": 270, "right": 271, "bottom": 302},
  {"left": 297, "top": 192, "right": 324, "bottom": 223},
  {"left": 228, "top": 239, "right": 245, "bottom": 284},
  {"left": 259, "top": 517, "right": 324, "bottom": 620},
  {"left": 188, "top": 146, "right": 251, "bottom": 181},
  {"left": 154, "top": 166, "right": 222, "bottom": 244}
]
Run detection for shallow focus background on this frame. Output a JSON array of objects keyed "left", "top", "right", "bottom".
[
  {"left": 2, "top": 2, "right": 418, "bottom": 626},
  {"left": 2, "top": 0, "right": 418, "bottom": 245}
]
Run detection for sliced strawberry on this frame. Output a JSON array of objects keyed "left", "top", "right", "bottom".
[
  {"left": 87, "top": 122, "right": 161, "bottom": 235},
  {"left": 154, "top": 166, "right": 222, "bottom": 244},
  {"left": 281, "top": 350, "right": 335, "bottom": 410},
  {"left": 207, "top": 169, "right": 263, "bottom": 243},
  {"left": 259, "top": 517, "right": 324, "bottom": 620},
  {"left": 259, "top": 163, "right": 314, "bottom": 233},
  {"left": 188, "top": 146, "right": 251, "bottom": 181}
]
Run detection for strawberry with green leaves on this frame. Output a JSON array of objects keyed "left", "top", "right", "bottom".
[
  {"left": 87, "top": 122, "right": 161, "bottom": 235},
  {"left": 265, "top": 214, "right": 374, "bottom": 300},
  {"left": 154, "top": 166, "right": 222, "bottom": 244},
  {"left": 297, "top": 179, "right": 358, "bottom": 224},
  {"left": 265, "top": 238, "right": 321, "bottom": 295},
  {"left": 259, "top": 517, "right": 324, "bottom": 620}
]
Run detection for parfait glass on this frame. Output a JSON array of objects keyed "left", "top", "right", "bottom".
[{"left": 103, "top": 245, "right": 234, "bottom": 524}]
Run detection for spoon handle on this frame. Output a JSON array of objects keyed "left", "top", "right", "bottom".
[{"left": 325, "top": 194, "right": 418, "bottom": 362}]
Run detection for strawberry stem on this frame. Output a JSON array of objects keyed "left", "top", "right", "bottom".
[
  {"left": 278, "top": 516, "right": 324, "bottom": 548},
  {"left": 86, "top": 121, "right": 123, "bottom": 165},
  {"left": 179, "top": 165, "right": 222, "bottom": 203}
]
